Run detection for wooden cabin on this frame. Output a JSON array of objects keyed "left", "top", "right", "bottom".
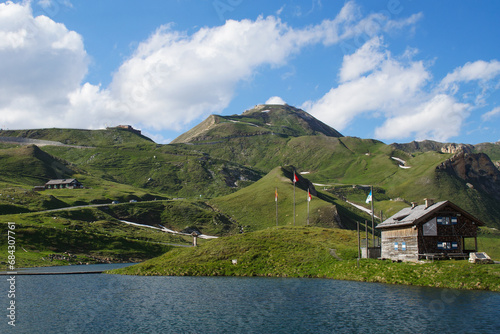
[
  {"left": 377, "top": 199, "right": 484, "bottom": 261},
  {"left": 45, "top": 179, "right": 83, "bottom": 190}
]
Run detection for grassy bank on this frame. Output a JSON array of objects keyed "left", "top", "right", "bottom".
[
  {"left": 0, "top": 211, "right": 192, "bottom": 267},
  {"left": 111, "top": 226, "right": 500, "bottom": 292}
]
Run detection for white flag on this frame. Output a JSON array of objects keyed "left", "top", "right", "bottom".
[{"left": 365, "top": 190, "right": 372, "bottom": 204}]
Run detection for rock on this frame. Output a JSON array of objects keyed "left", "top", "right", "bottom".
[
  {"left": 437, "top": 151, "right": 500, "bottom": 200},
  {"left": 469, "top": 252, "right": 494, "bottom": 264}
]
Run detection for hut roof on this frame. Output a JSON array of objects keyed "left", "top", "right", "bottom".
[
  {"left": 45, "top": 179, "right": 78, "bottom": 185},
  {"left": 377, "top": 200, "right": 484, "bottom": 229}
]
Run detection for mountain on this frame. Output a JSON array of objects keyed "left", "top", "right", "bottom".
[
  {"left": 170, "top": 105, "right": 500, "bottom": 229},
  {"left": 391, "top": 140, "right": 500, "bottom": 164},
  {"left": 0, "top": 144, "right": 76, "bottom": 187},
  {"left": 209, "top": 166, "right": 349, "bottom": 233},
  {"left": 0, "top": 126, "right": 153, "bottom": 147},
  {"left": 2, "top": 104, "right": 500, "bottom": 231},
  {"left": 171, "top": 104, "right": 342, "bottom": 143},
  {"left": 2, "top": 104, "right": 500, "bottom": 268}
]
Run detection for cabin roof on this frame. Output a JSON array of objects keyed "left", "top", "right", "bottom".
[
  {"left": 377, "top": 200, "right": 484, "bottom": 229},
  {"left": 45, "top": 179, "right": 78, "bottom": 185}
]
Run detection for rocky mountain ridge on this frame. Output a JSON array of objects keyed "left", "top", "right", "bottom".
[
  {"left": 437, "top": 151, "right": 500, "bottom": 200},
  {"left": 171, "top": 104, "right": 342, "bottom": 144}
]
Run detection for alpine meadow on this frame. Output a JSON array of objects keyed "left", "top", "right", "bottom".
[{"left": 0, "top": 104, "right": 499, "bottom": 291}]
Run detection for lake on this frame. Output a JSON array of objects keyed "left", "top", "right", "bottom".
[{"left": 2, "top": 264, "right": 499, "bottom": 333}]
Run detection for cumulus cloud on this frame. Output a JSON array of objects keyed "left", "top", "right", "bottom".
[
  {"left": 374, "top": 95, "right": 469, "bottom": 142},
  {"left": 303, "top": 35, "right": 500, "bottom": 142},
  {"left": 0, "top": 0, "right": 425, "bottom": 135},
  {"left": 265, "top": 96, "right": 287, "bottom": 105},
  {"left": 0, "top": 1, "right": 88, "bottom": 129},
  {"left": 338, "top": 36, "right": 387, "bottom": 82},
  {"left": 59, "top": 1, "right": 415, "bottom": 131},
  {"left": 303, "top": 37, "right": 431, "bottom": 131},
  {"left": 441, "top": 60, "right": 500, "bottom": 89}
]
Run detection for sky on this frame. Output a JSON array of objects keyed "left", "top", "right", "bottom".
[{"left": 1, "top": 0, "right": 500, "bottom": 145}]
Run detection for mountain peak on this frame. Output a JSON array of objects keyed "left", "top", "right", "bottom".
[{"left": 171, "top": 104, "right": 342, "bottom": 144}]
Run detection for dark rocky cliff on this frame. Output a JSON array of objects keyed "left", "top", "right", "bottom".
[{"left": 437, "top": 151, "right": 500, "bottom": 200}]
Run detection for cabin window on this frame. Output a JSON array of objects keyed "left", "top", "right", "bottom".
[
  {"left": 437, "top": 242, "right": 458, "bottom": 250},
  {"left": 394, "top": 242, "right": 398, "bottom": 251},
  {"left": 437, "top": 217, "right": 458, "bottom": 225},
  {"left": 423, "top": 219, "right": 437, "bottom": 236},
  {"left": 402, "top": 242, "right": 406, "bottom": 251}
]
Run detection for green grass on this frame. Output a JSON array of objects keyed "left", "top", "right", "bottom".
[
  {"left": 0, "top": 196, "right": 241, "bottom": 267},
  {"left": 111, "top": 226, "right": 500, "bottom": 291},
  {"left": 209, "top": 166, "right": 368, "bottom": 232},
  {"left": 112, "top": 226, "right": 359, "bottom": 277},
  {"left": 0, "top": 208, "right": 193, "bottom": 267},
  {"left": 103, "top": 200, "right": 239, "bottom": 236},
  {"left": 1, "top": 114, "right": 500, "bottom": 277},
  {"left": 0, "top": 127, "right": 154, "bottom": 147},
  {"left": 478, "top": 228, "right": 500, "bottom": 261}
]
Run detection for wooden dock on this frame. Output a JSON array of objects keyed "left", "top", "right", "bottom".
[{"left": 0, "top": 270, "right": 104, "bottom": 275}]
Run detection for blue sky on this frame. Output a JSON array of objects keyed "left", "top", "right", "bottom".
[{"left": 1, "top": 0, "right": 500, "bottom": 144}]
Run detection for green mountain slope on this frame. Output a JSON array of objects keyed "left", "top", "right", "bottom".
[
  {"left": 0, "top": 127, "right": 153, "bottom": 147},
  {"left": 171, "top": 104, "right": 342, "bottom": 143},
  {"left": 209, "top": 166, "right": 371, "bottom": 232},
  {"left": 42, "top": 144, "right": 262, "bottom": 197},
  {"left": 2, "top": 105, "right": 500, "bottom": 234},
  {"left": 0, "top": 145, "right": 76, "bottom": 187}
]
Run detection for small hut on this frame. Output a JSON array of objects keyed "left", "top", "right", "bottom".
[
  {"left": 44, "top": 179, "right": 83, "bottom": 190},
  {"left": 377, "top": 199, "right": 484, "bottom": 261}
]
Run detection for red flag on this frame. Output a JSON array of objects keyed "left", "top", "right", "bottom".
[
  {"left": 275, "top": 188, "right": 278, "bottom": 202},
  {"left": 308, "top": 189, "right": 312, "bottom": 202},
  {"left": 293, "top": 171, "right": 299, "bottom": 183}
]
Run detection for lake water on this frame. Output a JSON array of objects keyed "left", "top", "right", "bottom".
[{"left": 2, "top": 264, "right": 499, "bottom": 333}]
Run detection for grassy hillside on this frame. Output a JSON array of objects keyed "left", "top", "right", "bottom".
[
  {"left": 0, "top": 145, "right": 77, "bottom": 188},
  {"left": 0, "top": 127, "right": 153, "bottom": 147},
  {"left": 0, "top": 105, "right": 498, "bottom": 269},
  {"left": 112, "top": 226, "right": 500, "bottom": 292},
  {"left": 0, "top": 197, "right": 241, "bottom": 267},
  {"left": 183, "top": 132, "right": 500, "bottom": 228},
  {"left": 171, "top": 104, "right": 342, "bottom": 144},
  {"left": 209, "top": 166, "right": 373, "bottom": 233},
  {"left": 103, "top": 200, "right": 239, "bottom": 236},
  {"left": 113, "top": 226, "right": 358, "bottom": 277},
  {"left": 0, "top": 208, "right": 191, "bottom": 267},
  {"left": 42, "top": 144, "right": 262, "bottom": 197},
  {"left": 474, "top": 142, "right": 500, "bottom": 161}
]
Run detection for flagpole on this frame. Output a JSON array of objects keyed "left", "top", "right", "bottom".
[
  {"left": 293, "top": 180, "right": 296, "bottom": 226},
  {"left": 307, "top": 190, "right": 311, "bottom": 225},
  {"left": 371, "top": 185, "right": 375, "bottom": 247},
  {"left": 307, "top": 189, "right": 310, "bottom": 225},
  {"left": 275, "top": 187, "right": 278, "bottom": 226},
  {"left": 293, "top": 170, "right": 297, "bottom": 226}
]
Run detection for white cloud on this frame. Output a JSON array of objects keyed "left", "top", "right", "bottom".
[
  {"left": 339, "top": 36, "right": 387, "bottom": 82},
  {"left": 481, "top": 106, "right": 500, "bottom": 121},
  {"left": 441, "top": 60, "right": 500, "bottom": 89},
  {"left": 0, "top": 1, "right": 88, "bottom": 128},
  {"left": 265, "top": 96, "right": 287, "bottom": 105},
  {"left": 303, "top": 35, "right": 484, "bottom": 142},
  {"left": 83, "top": 4, "right": 396, "bottom": 131},
  {"left": 0, "top": 0, "right": 423, "bottom": 134},
  {"left": 439, "top": 60, "right": 500, "bottom": 106},
  {"left": 37, "top": 0, "right": 73, "bottom": 10},
  {"left": 303, "top": 37, "right": 430, "bottom": 131},
  {"left": 374, "top": 95, "right": 469, "bottom": 142}
]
